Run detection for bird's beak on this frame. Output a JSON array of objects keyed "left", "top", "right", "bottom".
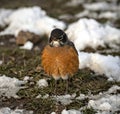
[{"left": 51, "top": 40, "right": 60, "bottom": 47}]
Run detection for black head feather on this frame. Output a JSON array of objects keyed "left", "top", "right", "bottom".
[{"left": 49, "top": 28, "right": 68, "bottom": 47}]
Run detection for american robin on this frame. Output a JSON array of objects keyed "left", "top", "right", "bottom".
[{"left": 41, "top": 28, "right": 79, "bottom": 94}]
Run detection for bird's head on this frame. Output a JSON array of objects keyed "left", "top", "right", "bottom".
[{"left": 49, "top": 28, "right": 68, "bottom": 47}]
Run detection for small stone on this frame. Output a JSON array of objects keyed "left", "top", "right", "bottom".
[{"left": 16, "top": 31, "right": 40, "bottom": 45}]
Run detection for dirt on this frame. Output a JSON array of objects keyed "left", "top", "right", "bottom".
[{"left": 0, "top": 0, "right": 120, "bottom": 114}]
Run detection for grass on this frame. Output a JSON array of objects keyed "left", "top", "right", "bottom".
[
  {"left": 0, "top": 0, "right": 120, "bottom": 113},
  {"left": 0, "top": 30, "right": 120, "bottom": 114},
  {"left": 0, "top": 41, "right": 120, "bottom": 113}
]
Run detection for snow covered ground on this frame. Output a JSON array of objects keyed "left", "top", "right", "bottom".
[
  {"left": 0, "top": 2, "right": 120, "bottom": 114},
  {"left": 0, "top": 75, "right": 26, "bottom": 98},
  {"left": 0, "top": 107, "right": 33, "bottom": 114},
  {"left": 1, "top": 75, "right": 119, "bottom": 114},
  {"left": 0, "top": 6, "right": 66, "bottom": 36},
  {"left": 78, "top": 52, "right": 120, "bottom": 81},
  {"left": 66, "top": 18, "right": 120, "bottom": 50},
  {"left": 51, "top": 85, "right": 120, "bottom": 114}
]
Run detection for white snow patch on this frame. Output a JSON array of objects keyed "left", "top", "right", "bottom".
[
  {"left": 0, "top": 75, "right": 26, "bottom": 98},
  {"left": 53, "top": 94, "right": 76, "bottom": 105},
  {"left": 51, "top": 109, "right": 82, "bottom": 114},
  {"left": 62, "top": 109, "right": 82, "bottom": 114},
  {"left": 0, "top": 60, "right": 3, "bottom": 65},
  {"left": 0, "top": 6, "right": 66, "bottom": 36},
  {"left": 51, "top": 86, "right": 120, "bottom": 113},
  {"left": 66, "top": 18, "right": 120, "bottom": 50},
  {"left": 78, "top": 52, "right": 120, "bottom": 81},
  {"left": 51, "top": 112, "right": 56, "bottom": 114},
  {"left": 0, "top": 9, "right": 13, "bottom": 27},
  {"left": 20, "top": 41, "right": 33, "bottom": 50},
  {"left": 23, "top": 76, "right": 30, "bottom": 82},
  {"left": 36, "top": 94, "right": 49, "bottom": 99},
  {"left": 75, "top": 10, "right": 98, "bottom": 19},
  {"left": 77, "top": 85, "right": 120, "bottom": 113},
  {"left": 76, "top": 10, "right": 119, "bottom": 20},
  {"left": 88, "top": 94, "right": 120, "bottom": 113},
  {"left": 83, "top": 2, "right": 120, "bottom": 11},
  {"left": 66, "top": 0, "right": 84, "bottom": 6},
  {"left": 108, "top": 85, "right": 120, "bottom": 94},
  {"left": 76, "top": 93, "right": 87, "bottom": 100},
  {"left": 99, "top": 102, "right": 112, "bottom": 111},
  {"left": 99, "top": 11, "right": 118, "bottom": 19},
  {"left": 0, "top": 107, "right": 33, "bottom": 114},
  {"left": 37, "top": 79, "right": 48, "bottom": 88}
]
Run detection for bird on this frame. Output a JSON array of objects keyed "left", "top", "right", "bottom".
[{"left": 41, "top": 28, "right": 79, "bottom": 94}]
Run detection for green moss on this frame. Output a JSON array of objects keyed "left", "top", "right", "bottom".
[
  {"left": 0, "top": 45, "right": 120, "bottom": 113},
  {"left": 82, "top": 107, "right": 96, "bottom": 114}
]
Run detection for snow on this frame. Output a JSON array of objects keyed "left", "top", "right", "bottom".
[
  {"left": 0, "top": 60, "right": 3, "bottom": 65},
  {"left": 0, "top": 4, "right": 120, "bottom": 114},
  {"left": 36, "top": 94, "right": 49, "bottom": 99},
  {"left": 20, "top": 41, "right": 33, "bottom": 50},
  {"left": 108, "top": 85, "right": 120, "bottom": 94},
  {"left": 0, "top": 9, "right": 13, "bottom": 27},
  {"left": 52, "top": 109, "right": 82, "bottom": 114},
  {"left": 0, "top": 107, "right": 33, "bottom": 114},
  {"left": 83, "top": 2, "right": 120, "bottom": 11},
  {"left": 23, "top": 76, "right": 30, "bottom": 82},
  {"left": 66, "top": 18, "right": 120, "bottom": 50},
  {"left": 99, "top": 102, "right": 112, "bottom": 111},
  {"left": 86, "top": 85, "right": 120, "bottom": 113},
  {"left": 53, "top": 94, "right": 76, "bottom": 105},
  {"left": 66, "top": 0, "right": 84, "bottom": 6},
  {"left": 0, "top": 6, "right": 66, "bottom": 36},
  {"left": 99, "top": 11, "right": 118, "bottom": 19},
  {"left": 76, "top": 94, "right": 86, "bottom": 100},
  {"left": 51, "top": 112, "right": 56, "bottom": 114},
  {"left": 75, "top": 10, "right": 98, "bottom": 19},
  {"left": 88, "top": 94, "right": 120, "bottom": 113},
  {"left": 78, "top": 52, "right": 120, "bottom": 81},
  {"left": 51, "top": 85, "right": 120, "bottom": 114},
  {"left": 75, "top": 10, "right": 119, "bottom": 20},
  {"left": 0, "top": 75, "right": 26, "bottom": 98},
  {"left": 37, "top": 79, "right": 48, "bottom": 88},
  {"left": 62, "top": 109, "right": 82, "bottom": 114}
]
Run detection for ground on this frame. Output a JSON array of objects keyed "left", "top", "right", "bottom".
[{"left": 0, "top": 0, "right": 120, "bottom": 114}]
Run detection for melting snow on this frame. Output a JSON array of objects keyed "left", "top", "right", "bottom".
[
  {"left": 61, "top": 109, "right": 82, "bottom": 114},
  {"left": 78, "top": 52, "right": 120, "bottom": 81},
  {"left": 66, "top": 18, "right": 120, "bottom": 50},
  {"left": 37, "top": 79, "right": 48, "bottom": 88},
  {"left": 0, "top": 60, "right": 3, "bottom": 65},
  {"left": 88, "top": 95, "right": 120, "bottom": 113},
  {"left": 83, "top": 2, "right": 120, "bottom": 11},
  {"left": 0, "top": 75, "right": 25, "bottom": 98},
  {"left": 66, "top": 0, "right": 84, "bottom": 6},
  {"left": 76, "top": 10, "right": 119, "bottom": 20},
  {"left": 0, "top": 6, "right": 66, "bottom": 36},
  {"left": 98, "top": 11, "right": 118, "bottom": 19},
  {"left": 20, "top": 41, "right": 33, "bottom": 50},
  {"left": 53, "top": 94, "right": 76, "bottom": 105},
  {"left": 51, "top": 85, "right": 120, "bottom": 114},
  {"left": 0, "top": 9, "right": 13, "bottom": 27},
  {"left": 0, "top": 107, "right": 33, "bottom": 114}
]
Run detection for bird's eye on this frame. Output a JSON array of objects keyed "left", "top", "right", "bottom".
[{"left": 59, "top": 37, "right": 63, "bottom": 41}]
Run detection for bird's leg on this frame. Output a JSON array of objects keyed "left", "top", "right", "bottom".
[
  {"left": 54, "top": 80, "right": 57, "bottom": 96},
  {"left": 65, "top": 79, "right": 69, "bottom": 94}
]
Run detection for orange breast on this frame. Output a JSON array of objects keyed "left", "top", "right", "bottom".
[{"left": 41, "top": 45, "right": 79, "bottom": 79}]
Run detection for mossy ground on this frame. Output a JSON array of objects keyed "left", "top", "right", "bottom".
[
  {"left": 0, "top": 35, "right": 120, "bottom": 114},
  {"left": 0, "top": 0, "right": 120, "bottom": 113}
]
